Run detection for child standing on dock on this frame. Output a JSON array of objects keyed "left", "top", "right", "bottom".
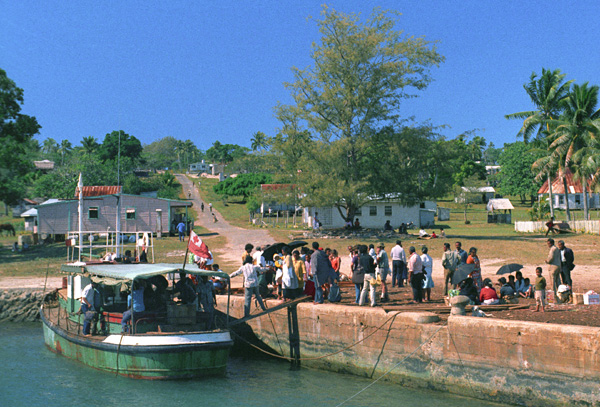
[{"left": 533, "top": 267, "right": 546, "bottom": 312}]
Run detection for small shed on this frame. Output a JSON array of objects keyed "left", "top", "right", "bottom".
[
  {"left": 20, "top": 208, "right": 38, "bottom": 233},
  {"left": 486, "top": 198, "right": 514, "bottom": 224}
]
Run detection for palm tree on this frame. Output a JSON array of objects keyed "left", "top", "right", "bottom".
[
  {"left": 81, "top": 136, "right": 99, "bottom": 156},
  {"left": 42, "top": 138, "right": 58, "bottom": 155},
  {"left": 57, "top": 139, "right": 72, "bottom": 166},
  {"left": 250, "top": 131, "right": 269, "bottom": 151},
  {"left": 549, "top": 83, "right": 600, "bottom": 220},
  {"left": 505, "top": 68, "right": 573, "bottom": 217}
]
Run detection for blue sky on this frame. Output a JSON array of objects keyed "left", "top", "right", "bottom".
[{"left": 2, "top": 1, "right": 599, "bottom": 151}]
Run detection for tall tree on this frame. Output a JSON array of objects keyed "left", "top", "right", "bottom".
[
  {"left": 57, "top": 139, "right": 72, "bottom": 166},
  {"left": 81, "top": 136, "right": 99, "bottom": 156},
  {"left": 505, "top": 68, "right": 573, "bottom": 217},
  {"left": 0, "top": 68, "right": 41, "bottom": 205},
  {"left": 97, "top": 130, "right": 143, "bottom": 163},
  {"left": 548, "top": 83, "right": 600, "bottom": 220},
  {"left": 42, "top": 137, "right": 58, "bottom": 156},
  {"left": 275, "top": 6, "right": 444, "bottom": 221},
  {"left": 250, "top": 131, "right": 269, "bottom": 151},
  {"left": 497, "top": 142, "right": 544, "bottom": 203}
]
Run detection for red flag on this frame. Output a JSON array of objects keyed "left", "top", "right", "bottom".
[{"left": 188, "top": 230, "right": 212, "bottom": 260}]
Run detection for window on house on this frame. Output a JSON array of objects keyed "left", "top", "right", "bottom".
[
  {"left": 355, "top": 207, "right": 362, "bottom": 216},
  {"left": 88, "top": 207, "right": 99, "bottom": 219},
  {"left": 420, "top": 202, "right": 426, "bottom": 208},
  {"left": 126, "top": 208, "right": 136, "bottom": 220},
  {"left": 559, "top": 196, "right": 564, "bottom": 205},
  {"left": 369, "top": 206, "right": 377, "bottom": 216},
  {"left": 575, "top": 195, "right": 581, "bottom": 205},
  {"left": 384, "top": 206, "right": 392, "bottom": 216}
]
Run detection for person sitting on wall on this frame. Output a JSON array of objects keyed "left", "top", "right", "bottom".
[
  {"left": 383, "top": 220, "right": 393, "bottom": 231},
  {"left": 354, "top": 218, "right": 361, "bottom": 230}
]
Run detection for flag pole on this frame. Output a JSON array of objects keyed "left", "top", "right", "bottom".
[{"left": 182, "top": 226, "right": 191, "bottom": 272}]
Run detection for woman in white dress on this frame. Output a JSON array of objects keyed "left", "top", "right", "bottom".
[{"left": 420, "top": 246, "right": 434, "bottom": 301}]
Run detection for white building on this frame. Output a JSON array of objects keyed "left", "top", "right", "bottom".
[
  {"left": 303, "top": 196, "right": 436, "bottom": 229},
  {"left": 538, "top": 170, "right": 600, "bottom": 210}
]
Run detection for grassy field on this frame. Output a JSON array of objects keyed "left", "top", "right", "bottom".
[{"left": 191, "top": 176, "right": 254, "bottom": 228}]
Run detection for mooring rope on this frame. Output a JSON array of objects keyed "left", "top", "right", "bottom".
[
  {"left": 230, "top": 311, "right": 401, "bottom": 361},
  {"left": 333, "top": 324, "right": 446, "bottom": 407},
  {"left": 115, "top": 332, "right": 126, "bottom": 377}
]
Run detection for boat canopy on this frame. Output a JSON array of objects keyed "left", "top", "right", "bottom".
[{"left": 60, "top": 263, "right": 230, "bottom": 281}]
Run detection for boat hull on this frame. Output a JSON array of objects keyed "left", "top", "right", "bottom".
[{"left": 41, "top": 307, "right": 233, "bottom": 379}]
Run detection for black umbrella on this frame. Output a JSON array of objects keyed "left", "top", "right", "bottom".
[
  {"left": 451, "top": 263, "right": 476, "bottom": 285},
  {"left": 262, "top": 243, "right": 286, "bottom": 262},
  {"left": 288, "top": 240, "right": 307, "bottom": 250},
  {"left": 496, "top": 263, "right": 523, "bottom": 275}
]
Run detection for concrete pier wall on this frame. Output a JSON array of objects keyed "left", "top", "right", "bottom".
[{"left": 219, "top": 296, "right": 600, "bottom": 406}]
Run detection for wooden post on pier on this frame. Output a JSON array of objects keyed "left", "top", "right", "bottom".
[{"left": 287, "top": 303, "right": 300, "bottom": 370}]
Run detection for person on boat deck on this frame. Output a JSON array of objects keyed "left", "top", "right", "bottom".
[
  {"left": 198, "top": 276, "right": 216, "bottom": 329},
  {"left": 80, "top": 281, "right": 100, "bottom": 336},
  {"left": 123, "top": 250, "right": 134, "bottom": 264},
  {"left": 230, "top": 255, "right": 267, "bottom": 317},
  {"left": 174, "top": 272, "right": 197, "bottom": 304},
  {"left": 137, "top": 246, "right": 148, "bottom": 263},
  {"left": 121, "top": 281, "right": 145, "bottom": 333}
]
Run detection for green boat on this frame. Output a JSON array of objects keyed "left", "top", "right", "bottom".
[{"left": 41, "top": 263, "right": 233, "bottom": 379}]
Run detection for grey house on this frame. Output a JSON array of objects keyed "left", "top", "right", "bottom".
[{"left": 37, "top": 193, "right": 192, "bottom": 237}]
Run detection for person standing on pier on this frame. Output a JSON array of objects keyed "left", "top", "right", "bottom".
[
  {"left": 230, "top": 255, "right": 267, "bottom": 317},
  {"left": 408, "top": 246, "right": 424, "bottom": 303},
  {"left": 310, "top": 242, "right": 334, "bottom": 304},
  {"left": 545, "top": 238, "right": 562, "bottom": 303}
]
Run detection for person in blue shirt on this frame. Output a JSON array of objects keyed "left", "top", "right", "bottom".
[
  {"left": 121, "top": 281, "right": 145, "bottom": 333},
  {"left": 177, "top": 221, "right": 186, "bottom": 241}
]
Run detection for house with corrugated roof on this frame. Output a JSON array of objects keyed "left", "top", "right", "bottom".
[
  {"left": 36, "top": 186, "right": 192, "bottom": 237},
  {"left": 538, "top": 169, "right": 600, "bottom": 210}
]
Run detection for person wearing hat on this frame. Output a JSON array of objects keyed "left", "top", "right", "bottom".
[{"left": 376, "top": 242, "right": 390, "bottom": 302}]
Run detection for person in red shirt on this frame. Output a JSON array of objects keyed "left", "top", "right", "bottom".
[{"left": 479, "top": 278, "right": 499, "bottom": 305}]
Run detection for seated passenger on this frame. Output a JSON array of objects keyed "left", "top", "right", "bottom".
[
  {"left": 121, "top": 281, "right": 145, "bottom": 333},
  {"left": 174, "top": 272, "right": 197, "bottom": 304},
  {"left": 211, "top": 264, "right": 229, "bottom": 294},
  {"left": 459, "top": 277, "right": 479, "bottom": 304},
  {"left": 123, "top": 250, "right": 134, "bottom": 264},
  {"left": 498, "top": 277, "right": 516, "bottom": 299},
  {"left": 479, "top": 278, "right": 499, "bottom": 305},
  {"left": 519, "top": 278, "right": 532, "bottom": 298}
]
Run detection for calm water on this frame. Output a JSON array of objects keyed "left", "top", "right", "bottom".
[{"left": 0, "top": 323, "right": 508, "bottom": 407}]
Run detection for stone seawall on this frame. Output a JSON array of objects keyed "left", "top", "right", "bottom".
[
  {"left": 218, "top": 296, "right": 600, "bottom": 407},
  {"left": 0, "top": 289, "right": 45, "bottom": 322}
]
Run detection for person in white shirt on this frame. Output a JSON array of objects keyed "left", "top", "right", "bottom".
[
  {"left": 407, "top": 246, "right": 424, "bottom": 303},
  {"left": 252, "top": 246, "right": 266, "bottom": 267},
  {"left": 420, "top": 246, "right": 434, "bottom": 301},
  {"left": 230, "top": 255, "right": 268, "bottom": 316},
  {"left": 390, "top": 240, "right": 406, "bottom": 288}
]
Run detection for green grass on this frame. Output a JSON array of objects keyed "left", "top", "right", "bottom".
[{"left": 190, "top": 176, "right": 253, "bottom": 228}]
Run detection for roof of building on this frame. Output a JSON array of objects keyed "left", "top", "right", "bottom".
[
  {"left": 34, "top": 160, "right": 55, "bottom": 170},
  {"left": 75, "top": 186, "right": 122, "bottom": 198},
  {"left": 538, "top": 169, "right": 589, "bottom": 194},
  {"left": 486, "top": 198, "right": 514, "bottom": 211},
  {"left": 20, "top": 208, "right": 38, "bottom": 217}
]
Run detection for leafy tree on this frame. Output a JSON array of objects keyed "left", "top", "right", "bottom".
[
  {"left": 0, "top": 68, "right": 41, "bottom": 205},
  {"left": 142, "top": 136, "right": 182, "bottom": 170},
  {"left": 274, "top": 6, "right": 443, "bottom": 221},
  {"left": 97, "top": 130, "right": 143, "bottom": 163},
  {"left": 213, "top": 173, "right": 273, "bottom": 202},
  {"left": 482, "top": 142, "right": 501, "bottom": 165},
  {"left": 497, "top": 142, "right": 544, "bottom": 203},
  {"left": 57, "top": 139, "right": 72, "bottom": 166},
  {"left": 506, "top": 68, "right": 572, "bottom": 218},
  {"left": 206, "top": 141, "right": 248, "bottom": 164}
]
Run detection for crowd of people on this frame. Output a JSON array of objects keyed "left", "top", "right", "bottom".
[{"left": 229, "top": 237, "right": 576, "bottom": 315}]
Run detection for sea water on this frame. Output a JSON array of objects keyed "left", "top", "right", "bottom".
[{"left": 0, "top": 323, "right": 509, "bottom": 407}]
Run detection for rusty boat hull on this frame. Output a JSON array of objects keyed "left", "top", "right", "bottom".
[{"left": 41, "top": 305, "right": 233, "bottom": 379}]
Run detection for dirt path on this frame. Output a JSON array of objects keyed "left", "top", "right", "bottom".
[{"left": 176, "top": 174, "right": 275, "bottom": 286}]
